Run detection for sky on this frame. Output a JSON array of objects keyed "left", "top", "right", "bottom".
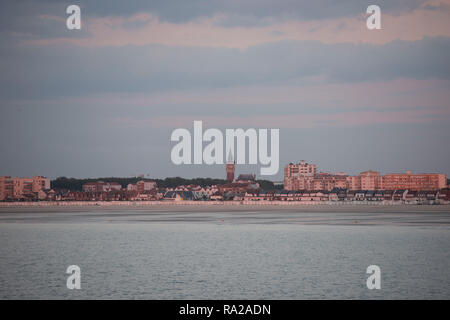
[{"left": 0, "top": 0, "right": 449, "bottom": 180}]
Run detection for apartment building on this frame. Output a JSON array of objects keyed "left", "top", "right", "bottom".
[
  {"left": 284, "top": 162, "right": 447, "bottom": 191},
  {"left": 284, "top": 161, "right": 317, "bottom": 190},
  {"left": 0, "top": 176, "right": 50, "bottom": 200},
  {"left": 382, "top": 171, "right": 446, "bottom": 191}
]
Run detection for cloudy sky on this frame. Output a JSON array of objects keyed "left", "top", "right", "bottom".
[{"left": 1, "top": 0, "right": 449, "bottom": 180}]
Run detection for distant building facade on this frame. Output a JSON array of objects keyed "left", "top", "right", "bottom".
[
  {"left": 82, "top": 181, "right": 122, "bottom": 193},
  {"left": 284, "top": 162, "right": 447, "bottom": 191},
  {"left": 359, "top": 170, "right": 383, "bottom": 190},
  {"left": 284, "top": 161, "right": 316, "bottom": 178},
  {"left": 226, "top": 151, "right": 235, "bottom": 181},
  {"left": 284, "top": 160, "right": 317, "bottom": 190},
  {"left": 83, "top": 180, "right": 157, "bottom": 194},
  {"left": 382, "top": 171, "right": 446, "bottom": 191},
  {"left": 136, "top": 180, "right": 157, "bottom": 192},
  {"left": 236, "top": 174, "right": 256, "bottom": 182},
  {"left": 0, "top": 176, "right": 50, "bottom": 200}
]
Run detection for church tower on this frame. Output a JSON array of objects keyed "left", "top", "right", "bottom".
[{"left": 226, "top": 150, "right": 235, "bottom": 181}]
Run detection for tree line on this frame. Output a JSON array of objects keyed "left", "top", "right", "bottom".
[{"left": 51, "top": 177, "right": 283, "bottom": 191}]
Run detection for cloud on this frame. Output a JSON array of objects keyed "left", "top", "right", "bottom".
[
  {"left": 2, "top": 36, "right": 450, "bottom": 100},
  {"left": 102, "top": 78, "right": 450, "bottom": 129},
  {"left": 10, "top": 0, "right": 449, "bottom": 48},
  {"left": 1, "top": 0, "right": 429, "bottom": 24}
]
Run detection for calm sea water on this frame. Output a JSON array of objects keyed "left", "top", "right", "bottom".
[{"left": 0, "top": 207, "right": 449, "bottom": 299}]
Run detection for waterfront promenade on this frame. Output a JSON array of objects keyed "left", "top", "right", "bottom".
[{"left": 1, "top": 200, "right": 450, "bottom": 208}]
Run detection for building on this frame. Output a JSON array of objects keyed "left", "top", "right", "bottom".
[
  {"left": 136, "top": 180, "right": 157, "bottom": 192},
  {"left": 226, "top": 151, "right": 235, "bottom": 181},
  {"left": 0, "top": 176, "right": 50, "bottom": 201},
  {"left": 284, "top": 161, "right": 317, "bottom": 190},
  {"left": 284, "top": 175, "right": 312, "bottom": 191},
  {"left": 83, "top": 182, "right": 102, "bottom": 192},
  {"left": 127, "top": 183, "right": 138, "bottom": 191},
  {"left": 284, "top": 161, "right": 348, "bottom": 191},
  {"left": 310, "top": 172, "right": 348, "bottom": 191},
  {"left": 359, "top": 171, "right": 383, "bottom": 190},
  {"left": 236, "top": 174, "right": 256, "bottom": 182},
  {"left": 218, "top": 182, "right": 259, "bottom": 194},
  {"left": 13, "top": 177, "right": 33, "bottom": 199},
  {"left": 382, "top": 171, "right": 446, "bottom": 191},
  {"left": 284, "top": 161, "right": 447, "bottom": 192},
  {"left": 346, "top": 175, "right": 361, "bottom": 190},
  {"left": 82, "top": 181, "right": 122, "bottom": 193},
  {"left": 126, "top": 180, "right": 157, "bottom": 193},
  {"left": 284, "top": 161, "right": 316, "bottom": 178},
  {"left": 0, "top": 176, "right": 14, "bottom": 200}
]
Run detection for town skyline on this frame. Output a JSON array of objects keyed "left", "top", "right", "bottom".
[
  {"left": 2, "top": 158, "right": 448, "bottom": 189},
  {"left": 2, "top": 162, "right": 449, "bottom": 203},
  {"left": 2, "top": 158, "right": 450, "bottom": 182}
]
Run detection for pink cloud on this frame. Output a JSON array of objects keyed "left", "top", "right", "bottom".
[{"left": 25, "top": 0, "right": 450, "bottom": 48}]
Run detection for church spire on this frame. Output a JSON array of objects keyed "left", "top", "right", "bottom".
[
  {"left": 227, "top": 149, "right": 234, "bottom": 164},
  {"left": 226, "top": 150, "right": 235, "bottom": 181}
]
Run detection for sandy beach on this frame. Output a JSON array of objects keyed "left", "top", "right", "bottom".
[
  {"left": 1, "top": 204, "right": 449, "bottom": 226},
  {"left": 1, "top": 201, "right": 450, "bottom": 211}
]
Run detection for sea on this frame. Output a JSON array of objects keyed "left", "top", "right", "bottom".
[{"left": 0, "top": 206, "right": 449, "bottom": 299}]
